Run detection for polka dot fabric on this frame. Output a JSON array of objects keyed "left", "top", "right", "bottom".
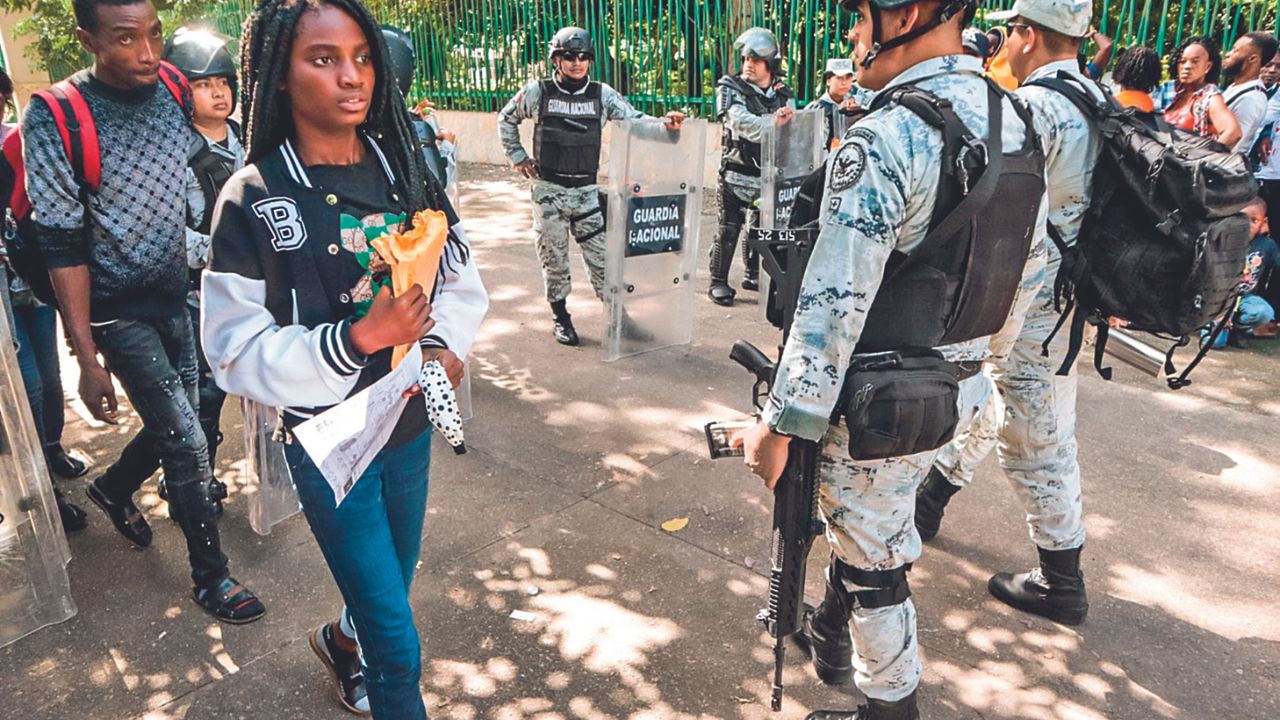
[{"left": 419, "top": 360, "right": 466, "bottom": 454}]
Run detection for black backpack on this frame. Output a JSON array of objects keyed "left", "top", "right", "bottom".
[{"left": 1027, "top": 73, "right": 1257, "bottom": 389}]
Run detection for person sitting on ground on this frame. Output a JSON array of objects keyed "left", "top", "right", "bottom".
[
  {"left": 1234, "top": 197, "right": 1280, "bottom": 344},
  {"left": 1110, "top": 45, "right": 1161, "bottom": 112},
  {"left": 1202, "top": 197, "right": 1280, "bottom": 349},
  {"left": 1155, "top": 36, "right": 1242, "bottom": 147}
]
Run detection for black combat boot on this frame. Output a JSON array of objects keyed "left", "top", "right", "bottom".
[
  {"left": 988, "top": 546, "right": 1088, "bottom": 626},
  {"left": 708, "top": 223, "right": 739, "bottom": 306},
  {"left": 550, "top": 300, "right": 579, "bottom": 346},
  {"left": 806, "top": 691, "right": 920, "bottom": 720},
  {"left": 791, "top": 578, "right": 853, "bottom": 685},
  {"left": 741, "top": 244, "right": 761, "bottom": 291},
  {"left": 914, "top": 467, "right": 963, "bottom": 542}
]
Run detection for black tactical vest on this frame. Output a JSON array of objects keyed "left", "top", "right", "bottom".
[
  {"left": 534, "top": 79, "right": 604, "bottom": 187},
  {"left": 187, "top": 120, "right": 241, "bottom": 235},
  {"left": 853, "top": 78, "right": 1046, "bottom": 353},
  {"left": 717, "top": 74, "right": 793, "bottom": 178}
]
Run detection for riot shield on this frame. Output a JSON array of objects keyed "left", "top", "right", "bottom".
[
  {"left": 0, "top": 301, "right": 76, "bottom": 649},
  {"left": 602, "top": 118, "right": 708, "bottom": 362},
  {"left": 759, "top": 108, "right": 825, "bottom": 231},
  {"left": 757, "top": 109, "right": 825, "bottom": 321},
  {"left": 238, "top": 398, "right": 301, "bottom": 536},
  {"left": 456, "top": 365, "right": 473, "bottom": 422}
]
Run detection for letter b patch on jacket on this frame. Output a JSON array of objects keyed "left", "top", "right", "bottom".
[{"left": 253, "top": 197, "right": 308, "bottom": 251}]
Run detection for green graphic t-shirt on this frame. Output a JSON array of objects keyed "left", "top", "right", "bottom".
[{"left": 305, "top": 152, "right": 406, "bottom": 317}]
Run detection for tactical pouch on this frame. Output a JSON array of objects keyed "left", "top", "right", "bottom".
[{"left": 837, "top": 349, "right": 962, "bottom": 461}]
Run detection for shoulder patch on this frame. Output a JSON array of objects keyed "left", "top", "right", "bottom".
[
  {"left": 847, "top": 126, "right": 876, "bottom": 144},
  {"left": 829, "top": 140, "right": 868, "bottom": 193},
  {"left": 252, "top": 197, "right": 307, "bottom": 252}
]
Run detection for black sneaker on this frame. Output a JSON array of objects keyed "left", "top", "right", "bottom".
[
  {"left": 86, "top": 481, "right": 152, "bottom": 547},
  {"left": 308, "top": 620, "right": 371, "bottom": 712},
  {"left": 553, "top": 317, "right": 580, "bottom": 346},
  {"left": 193, "top": 577, "right": 266, "bottom": 624},
  {"left": 47, "top": 447, "right": 88, "bottom": 479},
  {"left": 55, "top": 487, "right": 87, "bottom": 533},
  {"left": 310, "top": 623, "right": 371, "bottom": 715}
]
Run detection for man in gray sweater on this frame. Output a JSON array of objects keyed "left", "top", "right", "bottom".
[{"left": 23, "top": 0, "right": 262, "bottom": 623}]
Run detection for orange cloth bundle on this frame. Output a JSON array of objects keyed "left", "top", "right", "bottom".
[{"left": 371, "top": 209, "right": 450, "bottom": 367}]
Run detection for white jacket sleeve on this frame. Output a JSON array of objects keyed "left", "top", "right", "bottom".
[{"left": 201, "top": 184, "right": 369, "bottom": 409}]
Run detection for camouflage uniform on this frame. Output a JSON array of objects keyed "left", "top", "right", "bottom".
[
  {"left": 932, "top": 60, "right": 1102, "bottom": 551},
  {"left": 761, "top": 55, "right": 1048, "bottom": 701},
  {"left": 711, "top": 77, "right": 796, "bottom": 287},
  {"left": 497, "top": 78, "right": 647, "bottom": 303}
]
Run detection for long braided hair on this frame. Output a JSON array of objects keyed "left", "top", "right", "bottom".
[{"left": 238, "top": 0, "right": 433, "bottom": 214}]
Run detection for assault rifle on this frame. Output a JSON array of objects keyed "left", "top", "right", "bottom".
[{"left": 705, "top": 226, "right": 822, "bottom": 711}]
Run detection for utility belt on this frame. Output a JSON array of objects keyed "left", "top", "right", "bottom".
[
  {"left": 832, "top": 348, "right": 980, "bottom": 461},
  {"left": 538, "top": 167, "right": 598, "bottom": 188},
  {"left": 721, "top": 160, "right": 761, "bottom": 178}
]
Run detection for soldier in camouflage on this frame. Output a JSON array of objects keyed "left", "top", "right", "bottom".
[
  {"left": 918, "top": 0, "right": 1101, "bottom": 628},
  {"left": 498, "top": 26, "right": 684, "bottom": 345},
  {"left": 732, "top": 0, "right": 1051, "bottom": 716},
  {"left": 708, "top": 27, "right": 796, "bottom": 306}
]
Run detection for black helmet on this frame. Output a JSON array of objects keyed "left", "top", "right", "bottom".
[
  {"left": 733, "top": 28, "right": 784, "bottom": 76},
  {"left": 838, "top": 0, "right": 976, "bottom": 68},
  {"left": 381, "top": 25, "right": 417, "bottom": 99},
  {"left": 549, "top": 26, "right": 594, "bottom": 60},
  {"left": 164, "top": 27, "right": 235, "bottom": 80},
  {"left": 164, "top": 27, "right": 237, "bottom": 105}
]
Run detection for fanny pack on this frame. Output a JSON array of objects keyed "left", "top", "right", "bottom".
[{"left": 835, "top": 348, "right": 979, "bottom": 461}]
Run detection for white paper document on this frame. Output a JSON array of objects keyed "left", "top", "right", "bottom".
[{"left": 293, "top": 344, "right": 422, "bottom": 506}]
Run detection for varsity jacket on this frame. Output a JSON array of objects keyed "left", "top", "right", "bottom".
[{"left": 201, "top": 137, "right": 488, "bottom": 429}]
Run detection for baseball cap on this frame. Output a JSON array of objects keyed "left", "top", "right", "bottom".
[
  {"left": 962, "top": 28, "right": 992, "bottom": 58},
  {"left": 824, "top": 58, "right": 855, "bottom": 79},
  {"left": 987, "top": 0, "right": 1092, "bottom": 38}
]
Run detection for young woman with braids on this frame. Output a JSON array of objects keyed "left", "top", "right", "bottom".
[{"left": 201, "top": 0, "right": 487, "bottom": 716}]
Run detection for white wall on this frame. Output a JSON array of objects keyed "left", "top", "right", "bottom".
[{"left": 435, "top": 109, "right": 725, "bottom": 190}]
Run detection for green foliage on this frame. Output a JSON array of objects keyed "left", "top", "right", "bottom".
[{"left": 4, "top": 0, "right": 1277, "bottom": 104}]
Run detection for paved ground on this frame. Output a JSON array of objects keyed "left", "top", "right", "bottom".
[{"left": 3, "top": 163, "right": 1278, "bottom": 720}]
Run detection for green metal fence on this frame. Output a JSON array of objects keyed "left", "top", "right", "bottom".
[{"left": 209, "top": 0, "right": 1278, "bottom": 116}]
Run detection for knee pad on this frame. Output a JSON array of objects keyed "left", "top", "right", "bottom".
[{"left": 833, "top": 558, "right": 912, "bottom": 609}]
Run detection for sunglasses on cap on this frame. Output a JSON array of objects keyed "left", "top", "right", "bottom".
[{"left": 559, "top": 51, "right": 593, "bottom": 62}]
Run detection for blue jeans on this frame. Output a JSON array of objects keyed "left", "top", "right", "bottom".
[
  {"left": 285, "top": 429, "right": 432, "bottom": 720},
  {"left": 93, "top": 310, "right": 228, "bottom": 587},
  {"left": 12, "top": 302, "right": 65, "bottom": 455},
  {"left": 1237, "top": 294, "right": 1275, "bottom": 335}
]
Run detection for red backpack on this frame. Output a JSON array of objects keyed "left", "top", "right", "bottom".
[{"left": 1, "top": 62, "right": 191, "bottom": 304}]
